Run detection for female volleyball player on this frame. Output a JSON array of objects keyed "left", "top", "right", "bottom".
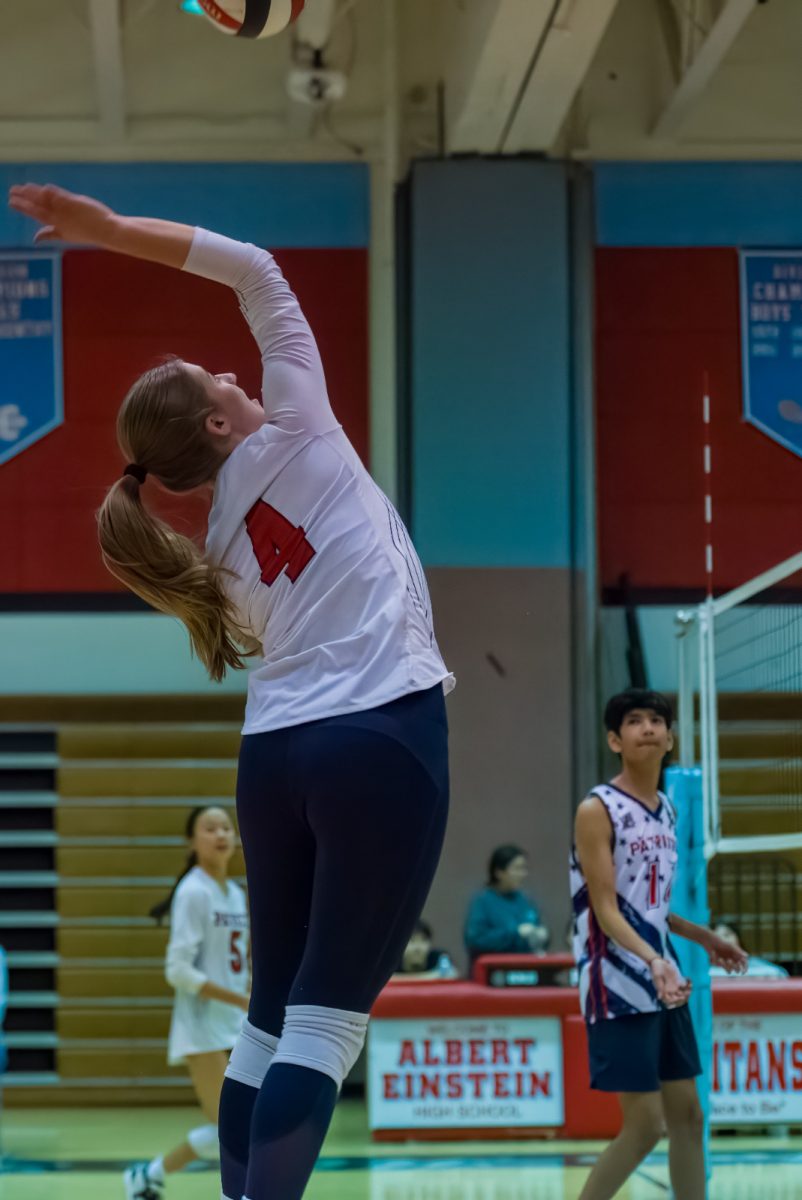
[
  {"left": 9, "top": 182, "right": 452, "bottom": 1200},
  {"left": 571, "top": 688, "right": 747, "bottom": 1200},
  {"left": 124, "top": 805, "right": 248, "bottom": 1200}
]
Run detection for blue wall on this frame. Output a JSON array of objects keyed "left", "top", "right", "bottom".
[
  {"left": 0, "top": 162, "right": 369, "bottom": 248},
  {"left": 409, "top": 160, "right": 572, "bottom": 567},
  {"left": 596, "top": 162, "right": 802, "bottom": 247}
]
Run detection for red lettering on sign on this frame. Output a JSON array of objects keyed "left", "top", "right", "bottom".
[
  {"left": 383, "top": 1073, "right": 399, "bottom": 1100},
  {"left": 491, "top": 1039, "right": 510, "bottom": 1066},
  {"left": 446, "top": 1039, "right": 462, "bottom": 1065},
  {"left": 531, "top": 1072, "right": 552, "bottom": 1098},
  {"left": 767, "top": 1041, "right": 786, "bottom": 1091},
  {"left": 469, "top": 1040, "right": 485, "bottom": 1066},
  {"left": 420, "top": 1073, "right": 440, "bottom": 1099},
  {"left": 745, "top": 1042, "right": 762, "bottom": 1092},
  {"left": 466, "top": 1071, "right": 488, "bottom": 1099},
  {"left": 514, "top": 1038, "right": 535, "bottom": 1065},
  {"left": 494, "top": 1074, "right": 510, "bottom": 1099},
  {"left": 422, "top": 1039, "right": 440, "bottom": 1066},
  {"left": 446, "top": 1073, "right": 462, "bottom": 1100},
  {"left": 712, "top": 1042, "right": 720, "bottom": 1092},
  {"left": 792, "top": 1042, "right": 802, "bottom": 1090},
  {"left": 398, "top": 1040, "right": 415, "bottom": 1067},
  {"left": 723, "top": 1042, "right": 743, "bottom": 1091}
]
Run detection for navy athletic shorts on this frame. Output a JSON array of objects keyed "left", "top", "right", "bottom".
[{"left": 587, "top": 1004, "right": 702, "bottom": 1093}]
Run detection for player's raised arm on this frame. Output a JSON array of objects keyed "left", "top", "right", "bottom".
[
  {"left": 8, "top": 183, "right": 336, "bottom": 434},
  {"left": 574, "top": 796, "right": 689, "bottom": 1006},
  {"left": 181, "top": 228, "right": 336, "bottom": 434},
  {"left": 8, "top": 183, "right": 194, "bottom": 267}
]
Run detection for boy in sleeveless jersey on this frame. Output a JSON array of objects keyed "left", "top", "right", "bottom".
[{"left": 570, "top": 689, "right": 747, "bottom": 1200}]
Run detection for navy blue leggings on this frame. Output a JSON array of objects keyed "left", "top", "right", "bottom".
[{"left": 235, "top": 683, "right": 450, "bottom": 1034}]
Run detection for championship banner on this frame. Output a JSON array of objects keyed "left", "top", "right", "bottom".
[
  {"left": 711, "top": 1013, "right": 802, "bottom": 1125},
  {"left": 368, "top": 1016, "right": 564, "bottom": 1130},
  {"left": 739, "top": 249, "right": 802, "bottom": 459},
  {"left": 0, "top": 252, "right": 63, "bottom": 466}
]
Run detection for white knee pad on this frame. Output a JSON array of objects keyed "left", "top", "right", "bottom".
[
  {"left": 225, "top": 1019, "right": 280, "bottom": 1089},
  {"left": 187, "top": 1122, "right": 218, "bottom": 1160},
  {"left": 271, "top": 1004, "right": 369, "bottom": 1088}
]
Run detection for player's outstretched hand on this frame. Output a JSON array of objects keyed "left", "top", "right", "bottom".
[
  {"left": 650, "top": 956, "right": 692, "bottom": 1007},
  {"left": 8, "top": 183, "right": 117, "bottom": 246},
  {"left": 704, "top": 930, "right": 749, "bottom": 975}
]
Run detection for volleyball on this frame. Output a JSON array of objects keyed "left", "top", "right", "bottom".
[{"left": 197, "top": 0, "right": 305, "bottom": 39}]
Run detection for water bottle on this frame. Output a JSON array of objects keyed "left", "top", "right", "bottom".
[{"left": 436, "top": 952, "right": 452, "bottom": 978}]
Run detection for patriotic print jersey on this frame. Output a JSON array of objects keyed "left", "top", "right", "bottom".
[{"left": 570, "top": 783, "right": 681, "bottom": 1024}]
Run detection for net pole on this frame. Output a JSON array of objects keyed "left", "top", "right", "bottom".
[{"left": 676, "top": 612, "right": 696, "bottom": 769}]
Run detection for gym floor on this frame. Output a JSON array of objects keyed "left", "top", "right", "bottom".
[{"left": 3, "top": 1102, "right": 802, "bottom": 1199}]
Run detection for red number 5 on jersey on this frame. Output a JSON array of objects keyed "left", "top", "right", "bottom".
[
  {"left": 229, "top": 930, "right": 244, "bottom": 974},
  {"left": 245, "top": 501, "right": 316, "bottom": 587}
]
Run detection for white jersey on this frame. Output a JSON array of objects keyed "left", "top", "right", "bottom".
[
  {"left": 183, "top": 230, "right": 455, "bottom": 734},
  {"left": 166, "top": 867, "right": 249, "bottom": 1065},
  {"left": 569, "top": 783, "right": 681, "bottom": 1024}
]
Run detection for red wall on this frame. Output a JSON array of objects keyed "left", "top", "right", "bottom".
[
  {"left": 597, "top": 248, "right": 802, "bottom": 595},
  {"left": 0, "top": 247, "right": 368, "bottom": 594}
]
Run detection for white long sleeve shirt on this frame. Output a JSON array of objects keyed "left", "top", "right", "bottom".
[
  {"left": 183, "top": 230, "right": 454, "bottom": 734},
  {"left": 165, "top": 866, "right": 249, "bottom": 1064}
]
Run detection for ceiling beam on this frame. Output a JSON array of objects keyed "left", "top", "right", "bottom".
[
  {"left": 0, "top": 114, "right": 381, "bottom": 162},
  {"left": 501, "top": 0, "right": 620, "bottom": 153},
  {"left": 445, "top": 0, "right": 559, "bottom": 154},
  {"left": 89, "top": 0, "right": 126, "bottom": 142},
  {"left": 652, "top": 0, "right": 756, "bottom": 140}
]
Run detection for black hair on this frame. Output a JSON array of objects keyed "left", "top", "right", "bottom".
[
  {"left": 487, "top": 844, "right": 527, "bottom": 886},
  {"left": 604, "top": 688, "right": 673, "bottom": 736},
  {"left": 413, "top": 919, "right": 432, "bottom": 940},
  {"left": 149, "top": 805, "right": 221, "bottom": 925}
]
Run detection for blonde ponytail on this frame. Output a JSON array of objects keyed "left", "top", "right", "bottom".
[
  {"left": 97, "top": 358, "right": 251, "bottom": 683},
  {"left": 97, "top": 477, "right": 247, "bottom": 682}
]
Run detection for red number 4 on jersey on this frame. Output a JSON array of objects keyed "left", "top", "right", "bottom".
[{"left": 245, "top": 501, "right": 316, "bottom": 587}]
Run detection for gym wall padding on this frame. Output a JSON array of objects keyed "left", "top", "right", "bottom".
[{"left": 595, "top": 162, "right": 802, "bottom": 598}]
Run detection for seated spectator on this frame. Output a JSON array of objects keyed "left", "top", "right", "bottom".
[
  {"left": 709, "top": 921, "right": 787, "bottom": 978},
  {"left": 391, "top": 920, "right": 458, "bottom": 981},
  {"left": 464, "top": 844, "right": 549, "bottom": 964}
]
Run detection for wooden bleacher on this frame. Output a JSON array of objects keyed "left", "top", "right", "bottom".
[{"left": 1, "top": 694, "right": 246, "bottom": 1106}]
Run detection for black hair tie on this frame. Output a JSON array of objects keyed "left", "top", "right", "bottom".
[{"left": 123, "top": 463, "right": 147, "bottom": 484}]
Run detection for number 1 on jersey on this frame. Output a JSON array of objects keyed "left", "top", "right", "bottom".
[
  {"left": 246, "top": 501, "right": 315, "bottom": 587},
  {"left": 647, "top": 861, "right": 660, "bottom": 910}
]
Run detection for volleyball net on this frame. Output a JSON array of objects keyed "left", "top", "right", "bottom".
[{"left": 676, "top": 550, "right": 802, "bottom": 860}]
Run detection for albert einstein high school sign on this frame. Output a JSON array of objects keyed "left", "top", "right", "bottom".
[
  {"left": 0, "top": 252, "right": 63, "bottom": 466},
  {"left": 368, "top": 1017, "right": 564, "bottom": 1130}
]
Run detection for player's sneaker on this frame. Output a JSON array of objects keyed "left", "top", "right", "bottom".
[{"left": 123, "top": 1163, "right": 164, "bottom": 1200}]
